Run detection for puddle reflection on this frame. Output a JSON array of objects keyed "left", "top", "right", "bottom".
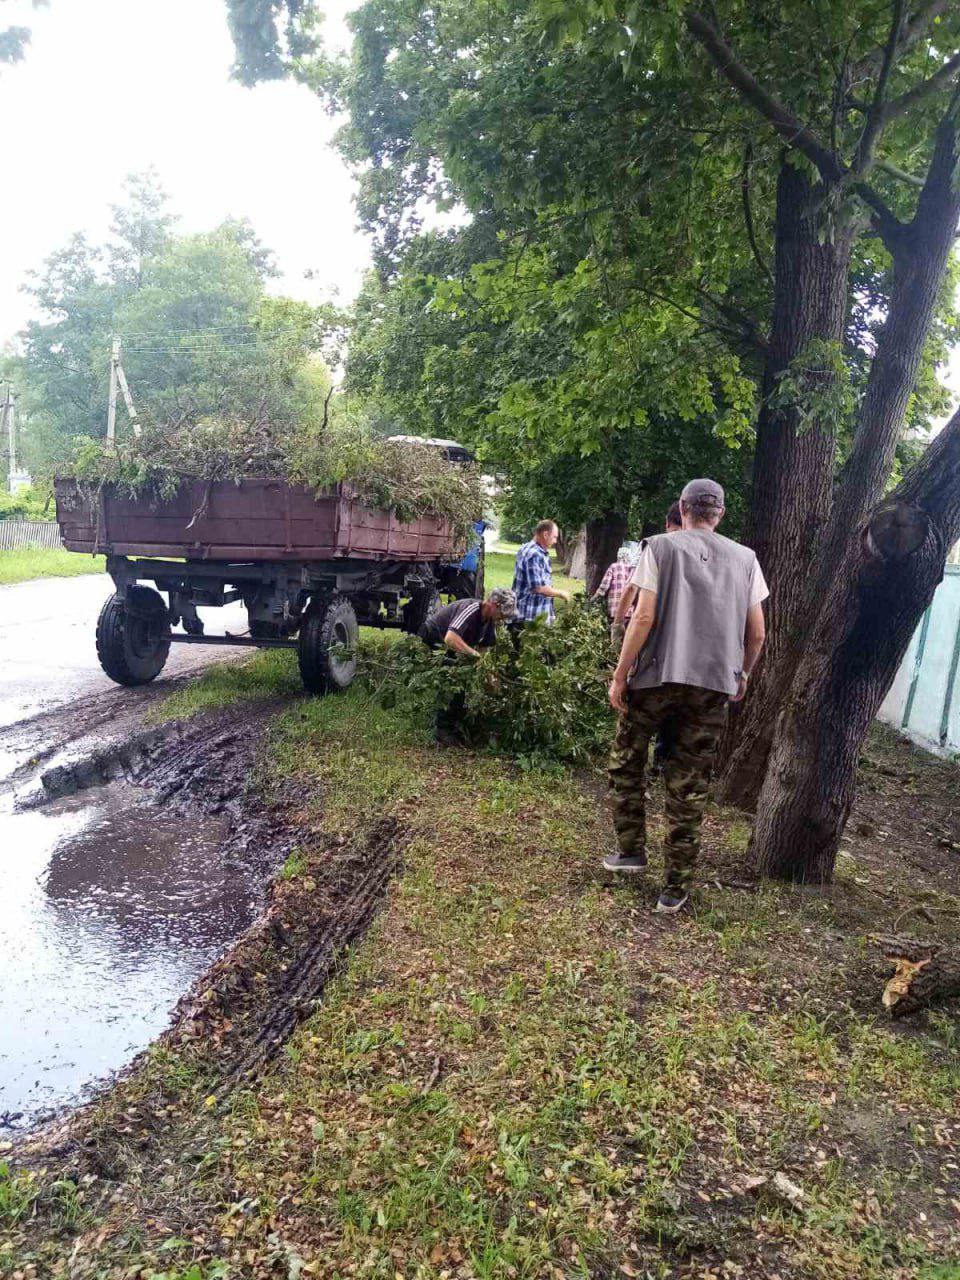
[{"left": 0, "top": 784, "right": 267, "bottom": 1129}]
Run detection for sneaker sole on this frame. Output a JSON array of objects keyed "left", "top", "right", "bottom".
[
  {"left": 602, "top": 860, "right": 647, "bottom": 873},
  {"left": 655, "top": 897, "right": 688, "bottom": 914}
]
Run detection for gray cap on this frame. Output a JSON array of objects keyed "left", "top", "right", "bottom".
[
  {"left": 680, "top": 477, "right": 725, "bottom": 508},
  {"left": 487, "top": 587, "right": 518, "bottom": 620}
]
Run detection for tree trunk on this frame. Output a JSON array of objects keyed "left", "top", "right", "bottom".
[
  {"left": 752, "top": 408, "right": 960, "bottom": 882},
  {"left": 585, "top": 511, "right": 628, "bottom": 595},
  {"left": 751, "top": 112, "right": 960, "bottom": 884},
  {"left": 717, "top": 160, "right": 854, "bottom": 808},
  {"left": 555, "top": 528, "right": 571, "bottom": 573}
]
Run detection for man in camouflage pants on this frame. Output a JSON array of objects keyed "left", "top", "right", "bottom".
[{"left": 606, "top": 479, "right": 768, "bottom": 913}]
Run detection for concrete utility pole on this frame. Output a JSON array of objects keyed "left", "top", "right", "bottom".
[
  {"left": 106, "top": 337, "right": 120, "bottom": 442},
  {"left": 106, "top": 337, "right": 141, "bottom": 440},
  {"left": 2, "top": 381, "right": 16, "bottom": 489}
]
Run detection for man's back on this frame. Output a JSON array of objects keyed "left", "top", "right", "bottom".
[{"left": 630, "top": 530, "right": 764, "bottom": 696}]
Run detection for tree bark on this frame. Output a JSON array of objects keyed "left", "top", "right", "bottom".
[
  {"left": 750, "top": 109, "right": 960, "bottom": 884},
  {"left": 751, "top": 405, "right": 960, "bottom": 883},
  {"left": 870, "top": 935, "right": 960, "bottom": 1018},
  {"left": 716, "top": 159, "right": 855, "bottom": 807},
  {"left": 585, "top": 511, "right": 628, "bottom": 595}
]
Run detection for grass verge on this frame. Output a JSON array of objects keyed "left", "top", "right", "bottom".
[
  {"left": 0, "top": 548, "right": 105, "bottom": 584},
  {"left": 5, "top": 670, "right": 960, "bottom": 1277}
]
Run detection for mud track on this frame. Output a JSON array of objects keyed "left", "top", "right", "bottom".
[{"left": 17, "top": 698, "right": 406, "bottom": 1163}]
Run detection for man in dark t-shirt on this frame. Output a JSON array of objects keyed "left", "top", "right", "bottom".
[
  {"left": 418, "top": 588, "right": 518, "bottom": 742},
  {"left": 418, "top": 589, "right": 518, "bottom": 655}
]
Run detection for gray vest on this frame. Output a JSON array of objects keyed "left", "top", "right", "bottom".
[{"left": 628, "top": 530, "right": 756, "bottom": 697}]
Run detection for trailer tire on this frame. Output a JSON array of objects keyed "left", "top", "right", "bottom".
[
  {"left": 401, "top": 586, "right": 442, "bottom": 635},
  {"left": 96, "top": 586, "right": 171, "bottom": 686},
  {"left": 298, "top": 594, "right": 358, "bottom": 694}
]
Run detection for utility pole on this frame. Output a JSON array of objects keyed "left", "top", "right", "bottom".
[
  {"left": 2, "top": 381, "right": 29, "bottom": 493},
  {"left": 106, "top": 337, "right": 141, "bottom": 440},
  {"left": 2, "top": 381, "right": 15, "bottom": 486},
  {"left": 106, "top": 337, "right": 120, "bottom": 442}
]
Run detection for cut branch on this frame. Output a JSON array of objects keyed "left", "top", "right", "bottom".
[
  {"left": 685, "top": 10, "right": 844, "bottom": 182},
  {"left": 870, "top": 934, "right": 960, "bottom": 1017}
]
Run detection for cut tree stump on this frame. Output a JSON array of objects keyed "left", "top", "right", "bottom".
[{"left": 870, "top": 934, "right": 960, "bottom": 1017}]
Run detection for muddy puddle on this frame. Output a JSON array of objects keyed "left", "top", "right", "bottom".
[{"left": 0, "top": 778, "right": 277, "bottom": 1132}]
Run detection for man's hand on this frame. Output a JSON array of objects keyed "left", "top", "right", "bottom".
[
  {"left": 609, "top": 672, "right": 628, "bottom": 713},
  {"left": 557, "top": 590, "right": 571, "bottom": 604},
  {"left": 731, "top": 673, "right": 749, "bottom": 703},
  {"left": 611, "top": 621, "right": 625, "bottom": 648}
]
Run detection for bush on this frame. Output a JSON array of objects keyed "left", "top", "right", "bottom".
[
  {"left": 371, "top": 600, "right": 614, "bottom": 767},
  {"left": 0, "top": 485, "right": 54, "bottom": 521}
]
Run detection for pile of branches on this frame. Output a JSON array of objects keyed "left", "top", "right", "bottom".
[
  {"left": 62, "top": 416, "right": 484, "bottom": 544},
  {"left": 374, "top": 601, "right": 614, "bottom": 767}
]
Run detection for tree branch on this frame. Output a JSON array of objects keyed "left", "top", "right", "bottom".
[
  {"left": 851, "top": 181, "right": 909, "bottom": 252},
  {"left": 685, "top": 10, "right": 844, "bottom": 183},
  {"left": 855, "top": 0, "right": 954, "bottom": 73},
  {"left": 883, "top": 50, "right": 960, "bottom": 119},
  {"left": 852, "top": 0, "right": 906, "bottom": 173},
  {"left": 693, "top": 285, "right": 768, "bottom": 350},
  {"left": 897, "top": 0, "right": 955, "bottom": 57},
  {"left": 741, "top": 143, "right": 774, "bottom": 286},
  {"left": 628, "top": 281, "right": 768, "bottom": 356},
  {"left": 875, "top": 157, "right": 925, "bottom": 186}
]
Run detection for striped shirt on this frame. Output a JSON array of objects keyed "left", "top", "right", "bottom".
[{"left": 419, "top": 599, "right": 495, "bottom": 649}]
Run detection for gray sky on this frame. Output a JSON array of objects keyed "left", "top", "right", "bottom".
[
  {"left": 0, "top": 1, "right": 956, "bottom": 423},
  {"left": 0, "top": 0, "right": 366, "bottom": 343}
]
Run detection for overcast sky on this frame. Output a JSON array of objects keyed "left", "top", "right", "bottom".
[
  {"left": 1, "top": 1, "right": 957, "bottom": 423},
  {"left": 0, "top": 0, "right": 366, "bottom": 344}
]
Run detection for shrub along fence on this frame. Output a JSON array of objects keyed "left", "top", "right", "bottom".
[
  {"left": 879, "top": 564, "right": 960, "bottom": 756},
  {"left": 0, "top": 520, "right": 64, "bottom": 551}
]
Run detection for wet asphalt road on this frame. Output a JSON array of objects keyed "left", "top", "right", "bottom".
[
  {"left": 0, "top": 572, "right": 248, "bottom": 734},
  {"left": 0, "top": 573, "right": 266, "bottom": 1131}
]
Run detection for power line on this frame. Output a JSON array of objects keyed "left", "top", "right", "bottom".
[{"left": 118, "top": 320, "right": 321, "bottom": 339}]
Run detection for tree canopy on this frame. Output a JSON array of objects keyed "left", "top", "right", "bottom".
[{"left": 10, "top": 173, "right": 331, "bottom": 479}]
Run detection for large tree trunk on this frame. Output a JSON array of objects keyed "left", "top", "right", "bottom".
[
  {"left": 751, "top": 112, "right": 960, "bottom": 884},
  {"left": 717, "top": 160, "right": 854, "bottom": 808},
  {"left": 753, "top": 413, "right": 960, "bottom": 881},
  {"left": 585, "top": 511, "right": 628, "bottom": 595}
]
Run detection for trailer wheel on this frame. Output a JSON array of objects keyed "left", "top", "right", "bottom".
[
  {"left": 401, "top": 586, "right": 442, "bottom": 635},
  {"left": 298, "top": 594, "right": 358, "bottom": 694},
  {"left": 96, "top": 586, "right": 171, "bottom": 686}
]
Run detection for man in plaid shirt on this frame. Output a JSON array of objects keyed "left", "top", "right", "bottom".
[
  {"left": 512, "top": 520, "right": 570, "bottom": 625},
  {"left": 593, "top": 547, "right": 638, "bottom": 626}
]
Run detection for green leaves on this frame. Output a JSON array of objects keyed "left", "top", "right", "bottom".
[{"left": 373, "top": 602, "right": 615, "bottom": 766}]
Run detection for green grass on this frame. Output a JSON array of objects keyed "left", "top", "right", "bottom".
[
  {"left": 8, "top": 687, "right": 960, "bottom": 1278},
  {"left": 0, "top": 547, "right": 105, "bottom": 584},
  {"left": 148, "top": 649, "right": 303, "bottom": 723},
  {"left": 485, "top": 547, "right": 582, "bottom": 599}
]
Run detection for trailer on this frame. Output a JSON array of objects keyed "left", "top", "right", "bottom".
[{"left": 54, "top": 469, "right": 483, "bottom": 695}]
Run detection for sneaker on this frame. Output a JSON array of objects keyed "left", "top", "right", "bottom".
[
  {"left": 655, "top": 888, "right": 689, "bottom": 914},
  {"left": 602, "top": 852, "right": 648, "bottom": 873}
]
